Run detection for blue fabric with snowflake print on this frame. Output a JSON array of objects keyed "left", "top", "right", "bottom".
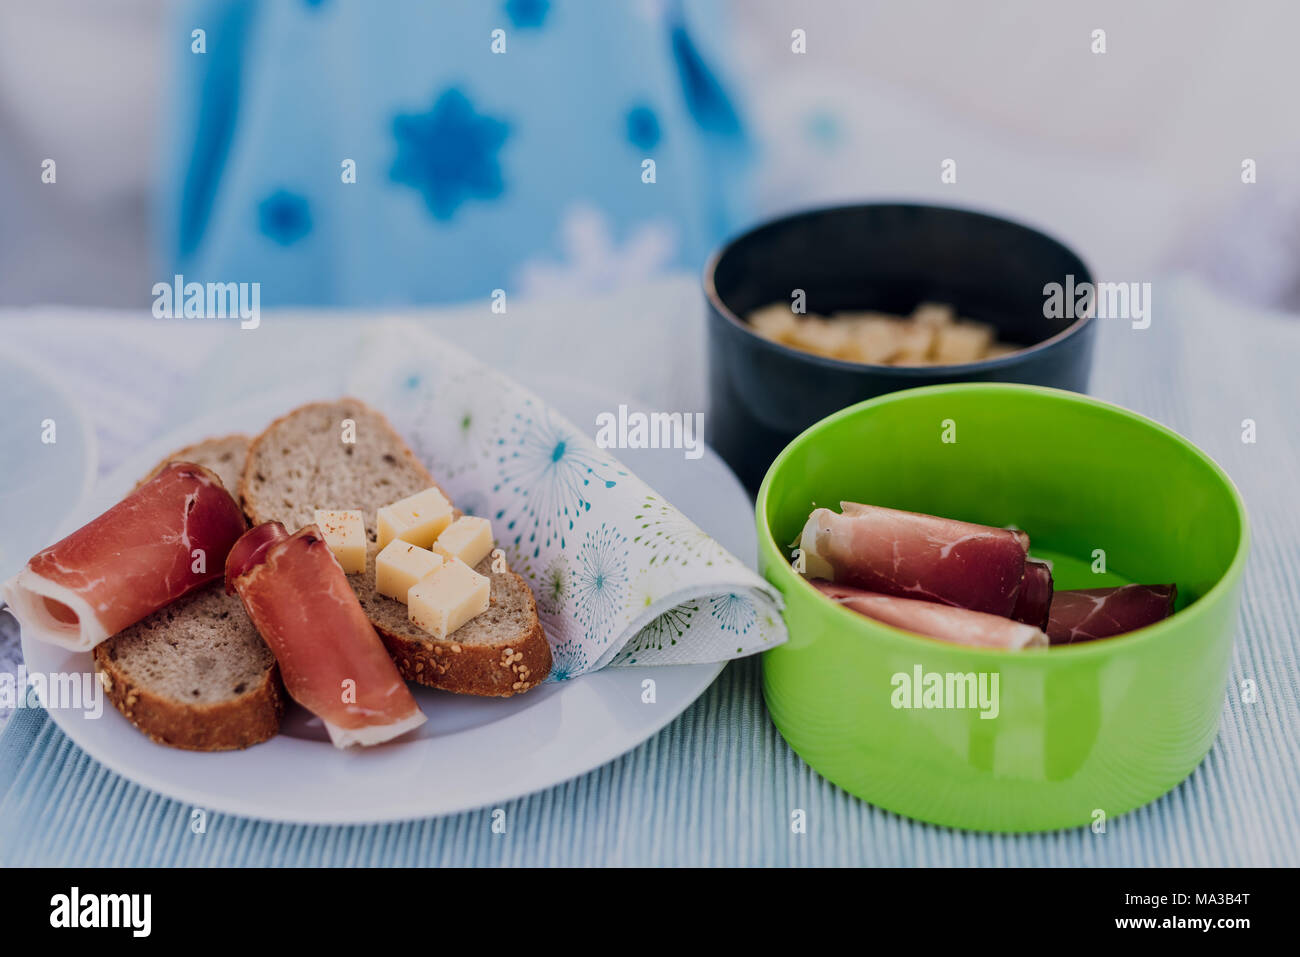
[{"left": 157, "top": 0, "right": 751, "bottom": 306}]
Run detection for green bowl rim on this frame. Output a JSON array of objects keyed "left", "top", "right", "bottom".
[{"left": 755, "top": 382, "right": 1251, "bottom": 659}]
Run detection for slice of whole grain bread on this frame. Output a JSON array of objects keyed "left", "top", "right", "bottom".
[
  {"left": 358, "top": 548, "right": 550, "bottom": 697},
  {"left": 241, "top": 398, "right": 551, "bottom": 696},
  {"left": 135, "top": 434, "right": 250, "bottom": 496},
  {"left": 95, "top": 436, "right": 285, "bottom": 751},
  {"left": 93, "top": 584, "right": 285, "bottom": 751},
  {"left": 240, "top": 398, "right": 440, "bottom": 535}
]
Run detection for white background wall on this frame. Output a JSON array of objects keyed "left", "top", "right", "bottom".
[{"left": 728, "top": 0, "right": 1300, "bottom": 304}]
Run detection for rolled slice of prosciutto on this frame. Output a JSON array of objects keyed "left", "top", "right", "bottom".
[
  {"left": 800, "top": 502, "right": 1029, "bottom": 616},
  {"left": 813, "top": 581, "right": 1047, "bottom": 650},
  {"left": 2, "top": 462, "right": 246, "bottom": 651},
  {"left": 1047, "top": 584, "right": 1177, "bottom": 645},
  {"left": 226, "top": 522, "right": 426, "bottom": 748},
  {"left": 1010, "top": 559, "right": 1054, "bottom": 631}
]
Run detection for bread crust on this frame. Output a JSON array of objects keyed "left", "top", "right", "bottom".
[
  {"left": 375, "top": 568, "right": 552, "bottom": 697},
  {"left": 134, "top": 433, "right": 251, "bottom": 495},
  {"left": 92, "top": 645, "right": 286, "bottom": 751}
]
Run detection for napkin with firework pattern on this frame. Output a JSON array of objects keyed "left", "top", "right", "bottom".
[{"left": 349, "top": 320, "right": 787, "bottom": 678}]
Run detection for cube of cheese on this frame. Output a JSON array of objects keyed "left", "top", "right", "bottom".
[
  {"left": 910, "top": 302, "right": 956, "bottom": 329},
  {"left": 748, "top": 303, "right": 800, "bottom": 344},
  {"left": 893, "top": 321, "right": 936, "bottom": 363},
  {"left": 375, "top": 540, "right": 444, "bottom": 603},
  {"left": 432, "top": 516, "right": 494, "bottom": 568},
  {"left": 376, "top": 486, "right": 454, "bottom": 549},
  {"left": 408, "top": 558, "right": 490, "bottom": 640},
  {"left": 785, "top": 316, "right": 854, "bottom": 358},
  {"left": 933, "top": 320, "right": 995, "bottom": 364},
  {"left": 838, "top": 315, "right": 903, "bottom": 364},
  {"left": 313, "top": 509, "right": 366, "bottom": 574}
]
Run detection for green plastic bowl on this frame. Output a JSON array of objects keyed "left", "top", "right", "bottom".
[{"left": 757, "top": 383, "right": 1249, "bottom": 832}]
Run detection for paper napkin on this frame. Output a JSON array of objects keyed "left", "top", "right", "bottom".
[{"left": 349, "top": 320, "right": 787, "bottom": 678}]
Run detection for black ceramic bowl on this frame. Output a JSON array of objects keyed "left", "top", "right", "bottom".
[{"left": 704, "top": 203, "right": 1096, "bottom": 492}]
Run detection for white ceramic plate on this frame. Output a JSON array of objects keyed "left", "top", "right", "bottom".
[{"left": 21, "top": 378, "right": 753, "bottom": 823}]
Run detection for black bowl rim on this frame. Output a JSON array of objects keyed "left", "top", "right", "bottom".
[{"left": 703, "top": 201, "right": 1096, "bottom": 376}]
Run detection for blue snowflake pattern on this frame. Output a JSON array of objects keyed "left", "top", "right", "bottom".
[
  {"left": 391, "top": 88, "right": 509, "bottom": 220},
  {"left": 669, "top": 23, "right": 742, "bottom": 139},
  {"left": 709, "top": 593, "right": 755, "bottom": 635},
  {"left": 493, "top": 402, "right": 624, "bottom": 558},
  {"left": 258, "top": 190, "right": 312, "bottom": 245},
  {"left": 626, "top": 105, "right": 661, "bottom": 151},
  {"left": 505, "top": 0, "right": 549, "bottom": 29},
  {"left": 548, "top": 640, "right": 586, "bottom": 682},
  {"left": 570, "top": 524, "right": 630, "bottom": 643}
]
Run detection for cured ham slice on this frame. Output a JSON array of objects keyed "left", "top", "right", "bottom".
[
  {"left": 813, "top": 581, "right": 1047, "bottom": 650},
  {"left": 800, "top": 502, "right": 1028, "bottom": 616},
  {"left": 225, "top": 522, "right": 426, "bottom": 748},
  {"left": 2, "top": 462, "right": 246, "bottom": 652},
  {"left": 1010, "top": 559, "right": 1054, "bottom": 631},
  {"left": 1047, "top": 584, "right": 1177, "bottom": 645}
]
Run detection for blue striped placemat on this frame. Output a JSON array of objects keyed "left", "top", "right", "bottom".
[{"left": 2, "top": 651, "right": 1297, "bottom": 866}]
